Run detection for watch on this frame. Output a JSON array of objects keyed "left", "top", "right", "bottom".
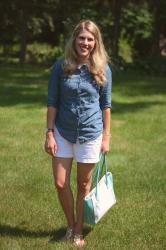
[{"left": 46, "top": 128, "right": 54, "bottom": 133}]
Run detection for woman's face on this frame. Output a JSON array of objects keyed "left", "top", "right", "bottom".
[{"left": 75, "top": 30, "right": 95, "bottom": 62}]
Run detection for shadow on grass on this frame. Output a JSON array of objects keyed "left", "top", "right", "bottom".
[
  {"left": 0, "top": 65, "right": 48, "bottom": 107},
  {"left": 49, "top": 226, "right": 92, "bottom": 243},
  {"left": 0, "top": 84, "right": 47, "bottom": 107},
  {"left": 113, "top": 100, "right": 166, "bottom": 114},
  {"left": 0, "top": 224, "right": 92, "bottom": 242},
  {"left": 0, "top": 65, "right": 165, "bottom": 111},
  {"left": 113, "top": 72, "right": 166, "bottom": 97},
  {"left": 0, "top": 82, "right": 165, "bottom": 113}
]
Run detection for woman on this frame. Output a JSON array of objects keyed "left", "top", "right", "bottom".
[{"left": 45, "top": 19, "right": 112, "bottom": 247}]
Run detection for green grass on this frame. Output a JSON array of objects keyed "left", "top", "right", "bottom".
[{"left": 0, "top": 65, "right": 165, "bottom": 250}]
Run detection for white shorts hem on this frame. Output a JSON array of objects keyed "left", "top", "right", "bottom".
[{"left": 76, "top": 158, "right": 100, "bottom": 163}]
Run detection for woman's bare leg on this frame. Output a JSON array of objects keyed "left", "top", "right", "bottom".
[
  {"left": 75, "top": 163, "right": 95, "bottom": 235},
  {"left": 52, "top": 157, "right": 75, "bottom": 229}
]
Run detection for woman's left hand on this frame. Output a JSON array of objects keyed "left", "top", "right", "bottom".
[{"left": 101, "top": 136, "right": 110, "bottom": 154}]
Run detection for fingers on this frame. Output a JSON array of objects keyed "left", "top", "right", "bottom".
[
  {"left": 50, "top": 147, "right": 55, "bottom": 157},
  {"left": 101, "top": 149, "right": 109, "bottom": 154},
  {"left": 100, "top": 140, "right": 110, "bottom": 154},
  {"left": 45, "top": 146, "right": 55, "bottom": 157},
  {"left": 100, "top": 145, "right": 110, "bottom": 154},
  {"left": 45, "top": 141, "right": 57, "bottom": 157},
  {"left": 50, "top": 144, "right": 57, "bottom": 157}
]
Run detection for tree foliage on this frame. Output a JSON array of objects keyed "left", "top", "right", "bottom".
[{"left": 0, "top": 0, "right": 165, "bottom": 64}]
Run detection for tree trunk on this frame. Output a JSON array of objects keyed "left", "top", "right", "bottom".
[
  {"left": 151, "top": 3, "right": 160, "bottom": 56},
  {"left": 111, "top": 0, "right": 123, "bottom": 56},
  {"left": 19, "top": 9, "right": 27, "bottom": 64}
]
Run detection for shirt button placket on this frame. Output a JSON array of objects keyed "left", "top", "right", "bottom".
[{"left": 76, "top": 70, "right": 81, "bottom": 139}]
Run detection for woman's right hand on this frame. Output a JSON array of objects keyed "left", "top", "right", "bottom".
[{"left": 44, "top": 132, "right": 57, "bottom": 157}]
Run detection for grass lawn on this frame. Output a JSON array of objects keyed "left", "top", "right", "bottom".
[{"left": 0, "top": 65, "right": 165, "bottom": 250}]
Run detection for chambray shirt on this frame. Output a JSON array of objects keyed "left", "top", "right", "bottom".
[{"left": 47, "top": 60, "right": 112, "bottom": 143}]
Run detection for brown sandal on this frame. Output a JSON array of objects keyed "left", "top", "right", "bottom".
[{"left": 59, "top": 228, "right": 74, "bottom": 242}]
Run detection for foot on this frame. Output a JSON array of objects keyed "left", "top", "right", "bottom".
[
  {"left": 73, "top": 234, "right": 86, "bottom": 247},
  {"left": 59, "top": 228, "right": 73, "bottom": 242}
]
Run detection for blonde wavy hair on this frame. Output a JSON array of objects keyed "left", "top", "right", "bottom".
[{"left": 63, "top": 20, "right": 109, "bottom": 86}]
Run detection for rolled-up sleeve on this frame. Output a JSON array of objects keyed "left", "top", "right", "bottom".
[
  {"left": 47, "top": 61, "right": 61, "bottom": 108},
  {"left": 99, "top": 64, "right": 112, "bottom": 110}
]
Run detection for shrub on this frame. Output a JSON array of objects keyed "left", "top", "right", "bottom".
[
  {"left": 110, "top": 55, "right": 166, "bottom": 76},
  {"left": 26, "top": 43, "right": 63, "bottom": 64},
  {"left": 129, "top": 56, "right": 166, "bottom": 75}
]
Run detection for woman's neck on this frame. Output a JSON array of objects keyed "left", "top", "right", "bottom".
[{"left": 77, "top": 59, "right": 89, "bottom": 67}]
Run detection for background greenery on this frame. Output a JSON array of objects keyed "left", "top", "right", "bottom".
[
  {"left": 0, "top": 0, "right": 166, "bottom": 73},
  {"left": 0, "top": 65, "right": 165, "bottom": 249},
  {"left": 0, "top": 1, "right": 166, "bottom": 249}
]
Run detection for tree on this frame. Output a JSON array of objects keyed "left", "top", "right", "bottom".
[
  {"left": 148, "top": 0, "right": 166, "bottom": 56},
  {"left": 110, "top": 0, "right": 124, "bottom": 56}
]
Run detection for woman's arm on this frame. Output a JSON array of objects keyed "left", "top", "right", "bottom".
[
  {"left": 99, "top": 64, "right": 112, "bottom": 153},
  {"left": 101, "top": 108, "right": 111, "bottom": 153},
  {"left": 45, "top": 61, "right": 62, "bottom": 157},
  {"left": 47, "top": 106, "right": 57, "bottom": 130},
  {"left": 45, "top": 106, "right": 57, "bottom": 157}
]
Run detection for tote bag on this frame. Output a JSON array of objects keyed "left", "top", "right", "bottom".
[{"left": 84, "top": 154, "right": 116, "bottom": 225}]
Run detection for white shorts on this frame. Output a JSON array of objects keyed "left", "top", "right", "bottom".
[{"left": 54, "top": 127, "right": 102, "bottom": 163}]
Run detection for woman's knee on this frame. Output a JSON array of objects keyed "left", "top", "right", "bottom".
[
  {"left": 77, "top": 180, "right": 91, "bottom": 196},
  {"left": 52, "top": 158, "right": 73, "bottom": 191},
  {"left": 54, "top": 179, "right": 70, "bottom": 191}
]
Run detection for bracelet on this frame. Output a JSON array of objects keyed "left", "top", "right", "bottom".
[{"left": 46, "top": 128, "right": 54, "bottom": 134}]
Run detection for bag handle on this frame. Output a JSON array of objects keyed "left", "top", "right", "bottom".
[
  {"left": 97, "top": 154, "right": 108, "bottom": 181},
  {"left": 95, "top": 153, "right": 109, "bottom": 200},
  {"left": 91, "top": 153, "right": 103, "bottom": 188}
]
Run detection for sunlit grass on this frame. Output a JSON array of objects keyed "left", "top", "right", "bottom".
[{"left": 0, "top": 65, "right": 165, "bottom": 250}]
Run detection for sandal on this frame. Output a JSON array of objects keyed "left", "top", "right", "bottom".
[
  {"left": 73, "top": 234, "right": 86, "bottom": 248},
  {"left": 59, "top": 228, "right": 74, "bottom": 242}
]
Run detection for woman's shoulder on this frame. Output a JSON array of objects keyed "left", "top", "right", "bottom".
[
  {"left": 105, "top": 63, "right": 112, "bottom": 74},
  {"left": 51, "top": 59, "right": 64, "bottom": 76},
  {"left": 53, "top": 58, "right": 64, "bottom": 69}
]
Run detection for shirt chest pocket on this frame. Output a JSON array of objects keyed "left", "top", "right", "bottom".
[{"left": 61, "top": 76, "right": 78, "bottom": 95}]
